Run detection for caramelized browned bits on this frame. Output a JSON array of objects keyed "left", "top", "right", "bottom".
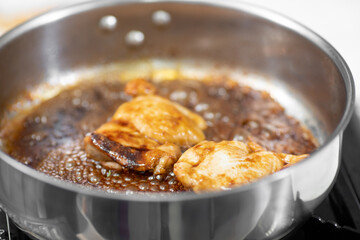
[{"left": 4, "top": 79, "right": 317, "bottom": 192}]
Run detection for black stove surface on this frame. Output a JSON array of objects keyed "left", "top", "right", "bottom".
[{"left": 1, "top": 115, "right": 360, "bottom": 240}]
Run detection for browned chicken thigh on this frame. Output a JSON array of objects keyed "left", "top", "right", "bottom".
[
  {"left": 84, "top": 79, "right": 206, "bottom": 175},
  {"left": 124, "top": 78, "right": 156, "bottom": 97},
  {"left": 112, "top": 95, "right": 206, "bottom": 147},
  {"left": 174, "top": 141, "right": 308, "bottom": 192}
]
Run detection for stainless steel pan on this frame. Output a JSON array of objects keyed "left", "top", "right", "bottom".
[{"left": 0, "top": 0, "right": 354, "bottom": 239}]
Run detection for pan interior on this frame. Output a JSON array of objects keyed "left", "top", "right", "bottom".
[
  {"left": 0, "top": 1, "right": 348, "bottom": 149},
  {"left": 0, "top": 58, "right": 326, "bottom": 147}
]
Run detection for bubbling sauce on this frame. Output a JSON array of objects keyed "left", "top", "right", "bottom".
[{"left": 2, "top": 79, "right": 317, "bottom": 192}]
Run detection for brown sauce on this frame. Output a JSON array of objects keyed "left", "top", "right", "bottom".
[{"left": 2, "top": 79, "right": 317, "bottom": 192}]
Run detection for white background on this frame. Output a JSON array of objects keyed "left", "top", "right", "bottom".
[
  {"left": 249, "top": 0, "right": 360, "bottom": 113},
  {"left": 1, "top": 0, "right": 360, "bottom": 111}
]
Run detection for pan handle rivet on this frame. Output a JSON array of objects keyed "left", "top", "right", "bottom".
[
  {"left": 99, "top": 15, "right": 117, "bottom": 31},
  {"left": 125, "top": 30, "right": 145, "bottom": 47},
  {"left": 152, "top": 10, "right": 171, "bottom": 27}
]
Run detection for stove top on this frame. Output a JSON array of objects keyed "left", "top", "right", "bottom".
[
  {"left": 284, "top": 115, "right": 360, "bottom": 239},
  {"left": 1, "top": 116, "right": 360, "bottom": 240}
]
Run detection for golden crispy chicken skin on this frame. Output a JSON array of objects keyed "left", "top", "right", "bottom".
[
  {"left": 113, "top": 95, "right": 206, "bottom": 147},
  {"left": 84, "top": 120, "right": 182, "bottom": 174},
  {"left": 125, "top": 78, "right": 156, "bottom": 97},
  {"left": 173, "top": 141, "right": 308, "bottom": 192},
  {"left": 85, "top": 80, "right": 206, "bottom": 175}
]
